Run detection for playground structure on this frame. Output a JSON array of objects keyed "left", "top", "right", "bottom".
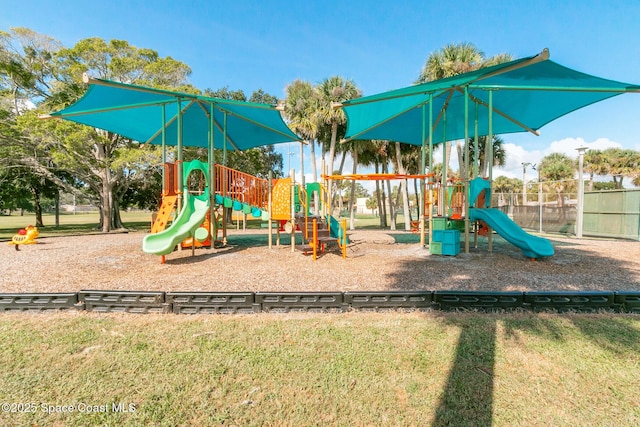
[
  {"left": 8, "top": 225, "right": 39, "bottom": 251},
  {"left": 322, "top": 171, "right": 554, "bottom": 259},
  {"left": 44, "top": 52, "right": 640, "bottom": 262},
  {"left": 144, "top": 159, "right": 349, "bottom": 262}
]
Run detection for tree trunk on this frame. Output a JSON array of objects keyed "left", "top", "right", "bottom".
[
  {"left": 111, "top": 199, "right": 124, "bottom": 230},
  {"left": 375, "top": 163, "right": 386, "bottom": 228},
  {"left": 101, "top": 174, "right": 113, "bottom": 232},
  {"left": 349, "top": 150, "right": 357, "bottom": 230},
  {"left": 31, "top": 186, "right": 44, "bottom": 227},
  {"left": 337, "top": 150, "right": 347, "bottom": 175},
  {"left": 327, "top": 122, "right": 338, "bottom": 178},
  {"left": 383, "top": 162, "right": 396, "bottom": 230},
  {"left": 395, "top": 142, "right": 411, "bottom": 230},
  {"left": 330, "top": 150, "right": 348, "bottom": 214},
  {"left": 310, "top": 139, "right": 317, "bottom": 183},
  {"left": 456, "top": 140, "right": 466, "bottom": 179},
  {"left": 54, "top": 189, "right": 60, "bottom": 227},
  {"left": 413, "top": 178, "right": 419, "bottom": 220},
  {"left": 482, "top": 137, "right": 491, "bottom": 177},
  {"left": 556, "top": 186, "right": 565, "bottom": 207}
]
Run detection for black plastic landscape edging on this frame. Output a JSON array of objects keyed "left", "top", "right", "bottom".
[{"left": 1, "top": 290, "right": 640, "bottom": 314}]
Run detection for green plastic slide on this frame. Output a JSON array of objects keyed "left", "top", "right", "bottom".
[{"left": 142, "top": 193, "right": 210, "bottom": 256}]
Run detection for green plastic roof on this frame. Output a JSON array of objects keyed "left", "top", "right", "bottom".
[
  {"left": 48, "top": 78, "right": 300, "bottom": 150},
  {"left": 342, "top": 49, "right": 640, "bottom": 145}
]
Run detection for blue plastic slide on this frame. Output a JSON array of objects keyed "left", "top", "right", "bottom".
[
  {"left": 469, "top": 207, "right": 554, "bottom": 258},
  {"left": 142, "top": 193, "right": 210, "bottom": 256}
]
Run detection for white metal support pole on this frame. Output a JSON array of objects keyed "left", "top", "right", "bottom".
[
  {"left": 576, "top": 146, "right": 587, "bottom": 238},
  {"left": 538, "top": 169, "right": 543, "bottom": 234}
]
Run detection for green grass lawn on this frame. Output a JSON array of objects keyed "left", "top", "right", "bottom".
[
  {"left": 0, "top": 211, "right": 414, "bottom": 240},
  {"left": 0, "top": 211, "right": 153, "bottom": 240},
  {"left": 0, "top": 312, "right": 638, "bottom": 426}
]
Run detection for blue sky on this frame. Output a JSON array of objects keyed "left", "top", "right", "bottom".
[{"left": 4, "top": 0, "right": 640, "bottom": 186}]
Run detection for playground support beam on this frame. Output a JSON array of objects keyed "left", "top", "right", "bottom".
[
  {"left": 441, "top": 109, "right": 447, "bottom": 218},
  {"left": 488, "top": 90, "right": 494, "bottom": 252},
  {"left": 177, "top": 98, "right": 183, "bottom": 214},
  {"left": 420, "top": 103, "right": 426, "bottom": 247},
  {"left": 464, "top": 86, "right": 470, "bottom": 254},
  {"left": 161, "top": 104, "right": 167, "bottom": 195},
  {"left": 209, "top": 102, "right": 216, "bottom": 248},
  {"left": 290, "top": 173, "right": 296, "bottom": 253},
  {"left": 268, "top": 171, "right": 273, "bottom": 249},
  {"left": 222, "top": 112, "right": 228, "bottom": 246},
  {"left": 428, "top": 94, "right": 434, "bottom": 248}
]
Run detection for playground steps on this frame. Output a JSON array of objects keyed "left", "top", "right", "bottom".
[{"left": 294, "top": 215, "right": 339, "bottom": 255}]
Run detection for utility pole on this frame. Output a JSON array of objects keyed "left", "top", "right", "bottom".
[
  {"left": 521, "top": 162, "right": 531, "bottom": 205},
  {"left": 576, "top": 147, "right": 588, "bottom": 238}
]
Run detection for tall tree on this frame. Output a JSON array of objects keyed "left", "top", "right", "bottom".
[
  {"left": 457, "top": 135, "right": 507, "bottom": 178},
  {"left": 393, "top": 142, "right": 412, "bottom": 230},
  {"left": 2, "top": 30, "right": 196, "bottom": 231},
  {"left": 539, "top": 153, "right": 575, "bottom": 207},
  {"left": 54, "top": 38, "right": 194, "bottom": 231},
  {"left": 284, "top": 80, "right": 319, "bottom": 182},
  {"left": 1, "top": 28, "right": 85, "bottom": 224},
  {"left": 583, "top": 149, "right": 607, "bottom": 191},
  {"left": 602, "top": 147, "right": 639, "bottom": 189},
  {"left": 493, "top": 176, "right": 521, "bottom": 206},
  {"left": 416, "top": 43, "right": 512, "bottom": 177},
  {"left": 359, "top": 140, "right": 393, "bottom": 228},
  {"left": 315, "top": 76, "right": 361, "bottom": 184}
]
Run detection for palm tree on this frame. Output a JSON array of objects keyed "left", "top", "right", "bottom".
[
  {"left": 493, "top": 176, "right": 520, "bottom": 206},
  {"left": 539, "top": 153, "right": 575, "bottom": 207},
  {"left": 359, "top": 140, "right": 391, "bottom": 227},
  {"left": 416, "top": 43, "right": 512, "bottom": 177},
  {"left": 401, "top": 145, "right": 423, "bottom": 216},
  {"left": 283, "top": 80, "right": 319, "bottom": 182},
  {"left": 416, "top": 42, "right": 484, "bottom": 82},
  {"left": 602, "top": 147, "right": 640, "bottom": 189},
  {"left": 344, "top": 140, "right": 369, "bottom": 229},
  {"left": 392, "top": 141, "right": 413, "bottom": 230},
  {"left": 458, "top": 135, "right": 507, "bottom": 178},
  {"left": 582, "top": 149, "right": 606, "bottom": 191},
  {"left": 315, "top": 76, "right": 361, "bottom": 183}
]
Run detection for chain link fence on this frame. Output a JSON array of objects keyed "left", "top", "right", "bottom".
[{"left": 490, "top": 179, "right": 640, "bottom": 240}]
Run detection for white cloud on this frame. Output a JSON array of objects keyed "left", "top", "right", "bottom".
[
  {"left": 496, "top": 137, "right": 624, "bottom": 182},
  {"left": 545, "top": 137, "right": 621, "bottom": 157}
]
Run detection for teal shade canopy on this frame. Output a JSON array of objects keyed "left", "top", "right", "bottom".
[
  {"left": 342, "top": 49, "right": 640, "bottom": 146},
  {"left": 48, "top": 78, "right": 301, "bottom": 150}
]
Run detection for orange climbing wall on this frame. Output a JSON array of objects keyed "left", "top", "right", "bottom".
[
  {"left": 151, "top": 195, "right": 178, "bottom": 233},
  {"left": 271, "top": 178, "right": 292, "bottom": 221}
]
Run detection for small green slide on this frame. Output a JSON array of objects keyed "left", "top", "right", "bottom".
[{"left": 142, "top": 193, "right": 210, "bottom": 256}]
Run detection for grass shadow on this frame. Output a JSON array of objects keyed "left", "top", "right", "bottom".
[{"left": 432, "top": 314, "right": 496, "bottom": 427}]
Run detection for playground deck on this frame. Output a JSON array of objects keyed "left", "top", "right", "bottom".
[{"left": 1, "top": 230, "right": 638, "bottom": 294}]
